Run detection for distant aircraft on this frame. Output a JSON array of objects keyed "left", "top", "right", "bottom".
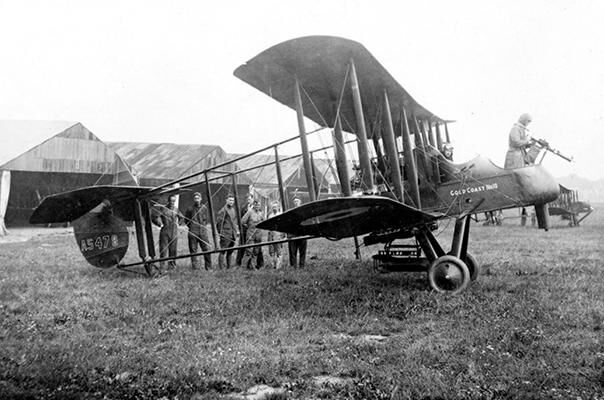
[
  {"left": 31, "top": 36, "right": 560, "bottom": 294},
  {"left": 548, "top": 185, "right": 593, "bottom": 226}
]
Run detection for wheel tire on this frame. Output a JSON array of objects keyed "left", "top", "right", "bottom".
[
  {"left": 427, "top": 255, "right": 471, "bottom": 295},
  {"left": 463, "top": 252, "right": 480, "bottom": 282}
]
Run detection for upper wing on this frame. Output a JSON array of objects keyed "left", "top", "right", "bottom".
[
  {"left": 29, "top": 186, "right": 153, "bottom": 224},
  {"left": 257, "top": 196, "right": 442, "bottom": 239},
  {"left": 234, "top": 35, "right": 445, "bottom": 137}
]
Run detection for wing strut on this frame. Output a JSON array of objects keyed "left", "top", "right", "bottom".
[
  {"left": 402, "top": 107, "right": 421, "bottom": 208},
  {"left": 133, "top": 200, "right": 147, "bottom": 261},
  {"left": 382, "top": 90, "right": 404, "bottom": 202},
  {"left": 294, "top": 76, "right": 317, "bottom": 201},
  {"left": 230, "top": 174, "right": 245, "bottom": 237},
  {"left": 435, "top": 123, "right": 444, "bottom": 151},
  {"left": 349, "top": 59, "right": 374, "bottom": 191},
  {"left": 425, "top": 121, "right": 436, "bottom": 147},
  {"left": 414, "top": 116, "right": 431, "bottom": 181},
  {"left": 205, "top": 172, "right": 219, "bottom": 250},
  {"left": 333, "top": 115, "right": 352, "bottom": 196},
  {"left": 274, "top": 146, "right": 288, "bottom": 210}
]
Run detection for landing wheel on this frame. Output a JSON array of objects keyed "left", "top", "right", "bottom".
[
  {"left": 428, "top": 255, "right": 471, "bottom": 294},
  {"left": 462, "top": 252, "right": 480, "bottom": 282}
]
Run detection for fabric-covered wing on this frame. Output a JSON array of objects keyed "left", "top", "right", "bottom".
[
  {"left": 234, "top": 35, "right": 445, "bottom": 137},
  {"left": 29, "top": 186, "right": 153, "bottom": 224},
  {"left": 257, "top": 196, "right": 442, "bottom": 239}
]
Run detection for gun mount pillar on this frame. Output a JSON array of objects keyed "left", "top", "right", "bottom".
[
  {"left": 382, "top": 90, "right": 404, "bottom": 202},
  {"left": 402, "top": 107, "right": 421, "bottom": 208},
  {"left": 294, "top": 76, "right": 317, "bottom": 202},
  {"left": 349, "top": 59, "right": 374, "bottom": 192},
  {"left": 333, "top": 115, "right": 351, "bottom": 196}
]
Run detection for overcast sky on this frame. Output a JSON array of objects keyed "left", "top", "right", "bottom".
[{"left": 1, "top": 0, "right": 603, "bottom": 179}]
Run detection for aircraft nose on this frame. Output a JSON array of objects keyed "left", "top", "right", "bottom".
[{"left": 515, "top": 165, "right": 560, "bottom": 204}]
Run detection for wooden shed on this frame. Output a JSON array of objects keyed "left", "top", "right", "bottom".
[{"left": 0, "top": 121, "right": 135, "bottom": 227}]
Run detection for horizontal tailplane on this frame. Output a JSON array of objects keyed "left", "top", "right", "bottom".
[{"left": 29, "top": 185, "right": 152, "bottom": 224}]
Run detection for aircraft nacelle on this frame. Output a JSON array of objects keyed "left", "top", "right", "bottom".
[{"left": 422, "top": 155, "right": 560, "bottom": 218}]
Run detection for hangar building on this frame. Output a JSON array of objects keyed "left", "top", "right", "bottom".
[{"left": 0, "top": 121, "right": 135, "bottom": 229}]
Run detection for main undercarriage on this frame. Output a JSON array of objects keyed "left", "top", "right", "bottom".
[{"left": 368, "top": 216, "right": 479, "bottom": 294}]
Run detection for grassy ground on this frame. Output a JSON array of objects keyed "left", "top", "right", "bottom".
[{"left": 0, "top": 209, "right": 602, "bottom": 399}]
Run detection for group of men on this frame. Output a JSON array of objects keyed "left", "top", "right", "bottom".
[{"left": 151, "top": 192, "right": 307, "bottom": 272}]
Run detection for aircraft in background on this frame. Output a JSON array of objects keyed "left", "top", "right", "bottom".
[
  {"left": 31, "top": 36, "right": 560, "bottom": 294},
  {"left": 548, "top": 184, "right": 593, "bottom": 226}
]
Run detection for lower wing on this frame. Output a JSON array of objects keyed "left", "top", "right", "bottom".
[{"left": 257, "top": 196, "right": 442, "bottom": 239}]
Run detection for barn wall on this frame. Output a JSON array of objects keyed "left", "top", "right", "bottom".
[
  {"left": 0, "top": 170, "right": 10, "bottom": 235},
  {"left": 3, "top": 137, "right": 116, "bottom": 173}
]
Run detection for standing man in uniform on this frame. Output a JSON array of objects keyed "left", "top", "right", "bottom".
[
  {"left": 504, "top": 113, "right": 533, "bottom": 169},
  {"left": 184, "top": 192, "right": 212, "bottom": 270},
  {"left": 236, "top": 194, "right": 254, "bottom": 266},
  {"left": 152, "top": 194, "right": 183, "bottom": 272},
  {"left": 216, "top": 194, "right": 239, "bottom": 269},
  {"left": 267, "top": 200, "right": 284, "bottom": 269},
  {"left": 288, "top": 197, "right": 308, "bottom": 268},
  {"left": 241, "top": 200, "right": 265, "bottom": 269},
  {"left": 236, "top": 193, "right": 264, "bottom": 268},
  {"left": 505, "top": 113, "right": 534, "bottom": 226}
]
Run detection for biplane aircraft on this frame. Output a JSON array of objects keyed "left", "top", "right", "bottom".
[
  {"left": 548, "top": 184, "right": 593, "bottom": 226},
  {"left": 30, "top": 36, "right": 560, "bottom": 294}
]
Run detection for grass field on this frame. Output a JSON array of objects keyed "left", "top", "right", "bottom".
[{"left": 0, "top": 208, "right": 602, "bottom": 399}]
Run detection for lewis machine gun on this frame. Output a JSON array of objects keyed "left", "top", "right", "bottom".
[{"left": 528, "top": 137, "right": 573, "bottom": 164}]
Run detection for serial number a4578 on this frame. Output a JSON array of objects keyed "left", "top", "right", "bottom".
[{"left": 80, "top": 234, "right": 119, "bottom": 252}]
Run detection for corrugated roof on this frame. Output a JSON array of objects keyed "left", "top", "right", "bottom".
[
  {"left": 312, "top": 157, "right": 350, "bottom": 187},
  {"left": 0, "top": 120, "right": 79, "bottom": 166},
  {"left": 228, "top": 153, "right": 304, "bottom": 187},
  {"left": 228, "top": 153, "right": 352, "bottom": 189},
  {"left": 107, "top": 142, "right": 226, "bottom": 181}
]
